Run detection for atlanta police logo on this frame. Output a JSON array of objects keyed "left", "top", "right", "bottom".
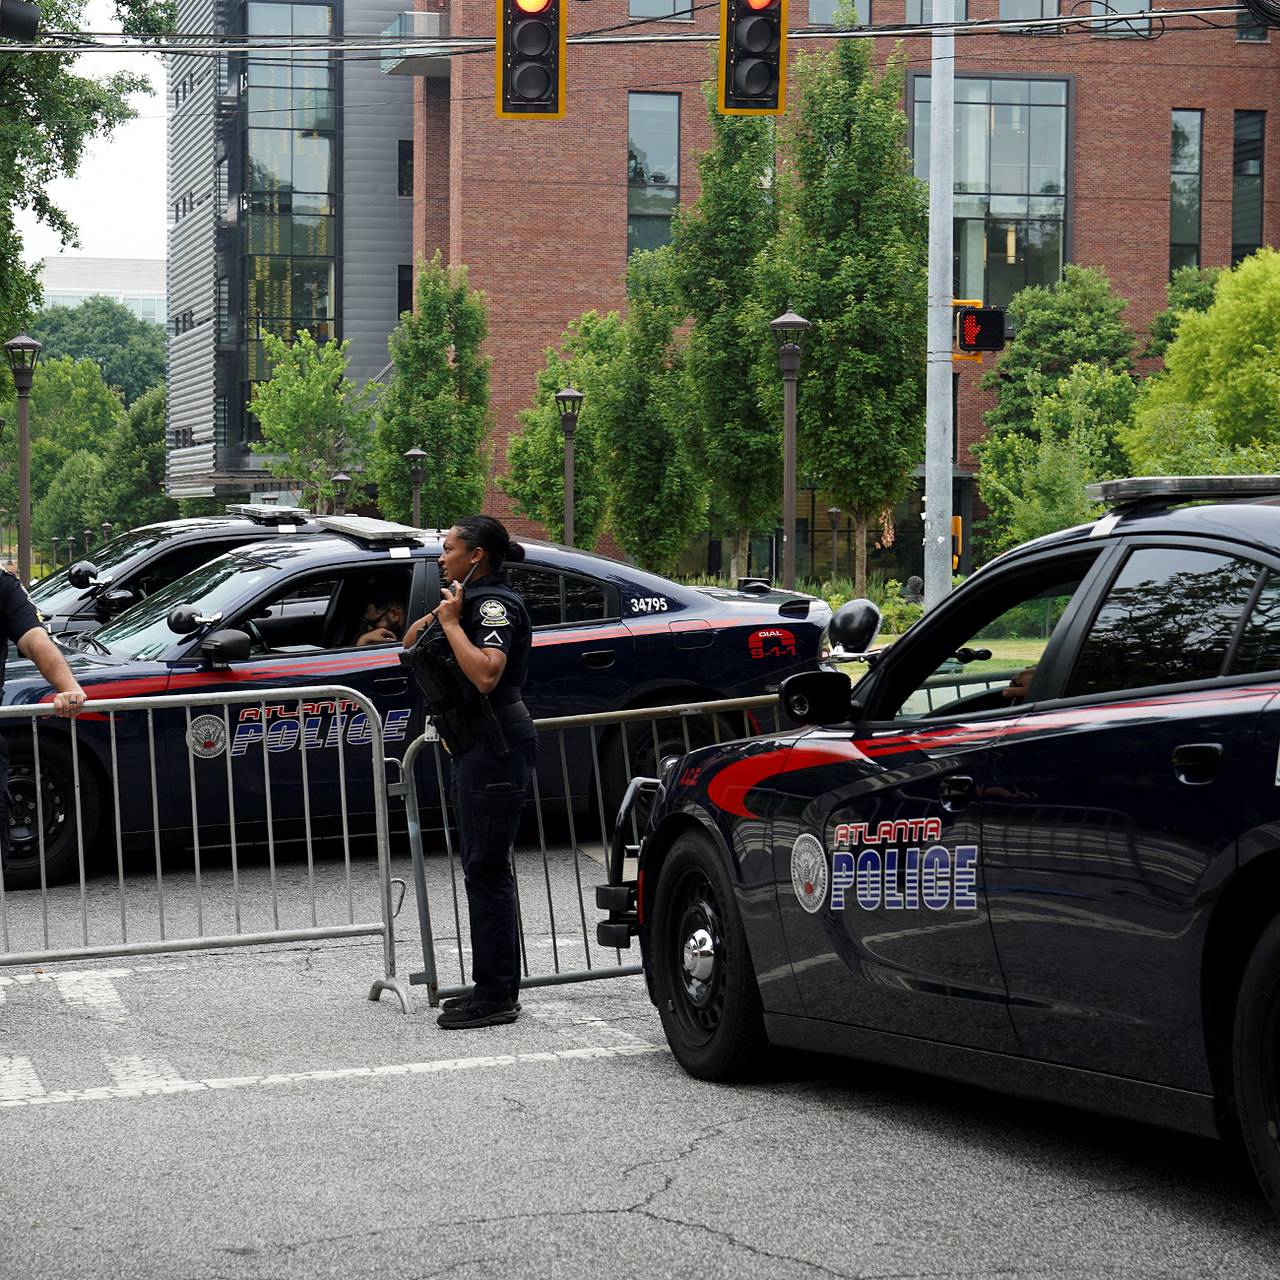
[
  {"left": 188, "top": 714, "right": 227, "bottom": 759},
  {"left": 479, "top": 599, "right": 509, "bottom": 626},
  {"left": 791, "top": 833, "right": 828, "bottom": 914}
]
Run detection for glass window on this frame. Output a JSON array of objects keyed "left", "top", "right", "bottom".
[
  {"left": 398, "top": 265, "right": 414, "bottom": 317},
  {"left": 1233, "top": 574, "right": 1280, "bottom": 674},
  {"left": 999, "top": 0, "right": 1057, "bottom": 26},
  {"left": 809, "top": 0, "right": 870, "bottom": 24},
  {"left": 1237, "top": 8, "right": 1268, "bottom": 38},
  {"left": 1066, "top": 548, "right": 1262, "bottom": 698},
  {"left": 1233, "top": 110, "right": 1265, "bottom": 265},
  {"left": 564, "top": 575, "right": 613, "bottom": 623},
  {"left": 1170, "top": 110, "right": 1202, "bottom": 274},
  {"left": 628, "top": 93, "right": 680, "bottom": 257},
  {"left": 398, "top": 140, "right": 413, "bottom": 197},
  {"left": 907, "top": 0, "right": 967, "bottom": 19},
  {"left": 506, "top": 567, "right": 563, "bottom": 628},
  {"left": 1091, "top": 0, "right": 1149, "bottom": 35},
  {"left": 630, "top": 0, "right": 693, "bottom": 16}
]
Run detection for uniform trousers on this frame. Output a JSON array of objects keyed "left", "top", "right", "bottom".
[{"left": 450, "top": 718, "right": 538, "bottom": 1004}]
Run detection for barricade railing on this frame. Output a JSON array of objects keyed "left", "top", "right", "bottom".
[
  {"left": 398, "top": 693, "right": 783, "bottom": 1006},
  {"left": 0, "top": 685, "right": 411, "bottom": 1014}
]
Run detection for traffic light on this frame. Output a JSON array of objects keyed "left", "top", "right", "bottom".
[
  {"left": 955, "top": 307, "right": 1006, "bottom": 353},
  {"left": 718, "top": 0, "right": 787, "bottom": 117},
  {"left": 951, "top": 515, "right": 963, "bottom": 572},
  {"left": 496, "top": 0, "right": 565, "bottom": 120},
  {"left": 0, "top": 0, "right": 40, "bottom": 42}
]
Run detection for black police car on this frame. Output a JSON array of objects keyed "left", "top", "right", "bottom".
[
  {"left": 2, "top": 516, "right": 829, "bottom": 888},
  {"left": 598, "top": 476, "right": 1280, "bottom": 1217},
  {"left": 28, "top": 504, "right": 321, "bottom": 636}
]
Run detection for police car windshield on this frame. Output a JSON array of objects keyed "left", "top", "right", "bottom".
[
  {"left": 94, "top": 554, "right": 276, "bottom": 661},
  {"left": 29, "top": 527, "right": 176, "bottom": 618}
]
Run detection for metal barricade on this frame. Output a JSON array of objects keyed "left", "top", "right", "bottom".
[
  {"left": 0, "top": 685, "right": 411, "bottom": 1014},
  {"left": 398, "top": 694, "right": 783, "bottom": 1006}
]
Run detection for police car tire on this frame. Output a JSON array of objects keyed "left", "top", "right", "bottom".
[
  {"left": 1234, "top": 915, "right": 1280, "bottom": 1218},
  {"left": 651, "top": 830, "right": 767, "bottom": 1081},
  {"left": 3, "top": 738, "right": 101, "bottom": 891},
  {"left": 600, "top": 713, "right": 722, "bottom": 825}
]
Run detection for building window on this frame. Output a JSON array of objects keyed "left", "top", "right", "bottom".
[
  {"left": 629, "top": 0, "right": 693, "bottom": 18},
  {"left": 1170, "top": 109, "right": 1202, "bottom": 273},
  {"left": 1233, "top": 110, "right": 1265, "bottom": 265},
  {"left": 398, "top": 140, "right": 414, "bottom": 197},
  {"left": 1091, "top": 0, "right": 1149, "bottom": 36},
  {"left": 628, "top": 93, "right": 680, "bottom": 256},
  {"left": 809, "top": 0, "right": 870, "bottom": 25},
  {"left": 1238, "top": 8, "right": 1268, "bottom": 39},
  {"left": 999, "top": 0, "right": 1057, "bottom": 29},
  {"left": 913, "top": 76, "right": 1068, "bottom": 309},
  {"left": 907, "top": 0, "right": 966, "bottom": 19},
  {"left": 398, "top": 265, "right": 414, "bottom": 317}
]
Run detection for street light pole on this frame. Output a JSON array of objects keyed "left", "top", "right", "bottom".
[
  {"left": 5, "top": 334, "right": 43, "bottom": 583},
  {"left": 770, "top": 311, "right": 811, "bottom": 591},
  {"left": 403, "top": 447, "right": 426, "bottom": 527},
  {"left": 555, "top": 387, "right": 584, "bottom": 548},
  {"left": 101, "top": 521, "right": 113, "bottom": 545},
  {"left": 827, "top": 505, "right": 841, "bottom": 581},
  {"left": 331, "top": 471, "right": 351, "bottom": 517}
]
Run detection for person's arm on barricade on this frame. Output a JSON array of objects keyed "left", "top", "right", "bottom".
[{"left": 17, "top": 626, "right": 87, "bottom": 717}]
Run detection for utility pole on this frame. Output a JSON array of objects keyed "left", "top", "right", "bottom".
[{"left": 923, "top": 0, "right": 955, "bottom": 613}]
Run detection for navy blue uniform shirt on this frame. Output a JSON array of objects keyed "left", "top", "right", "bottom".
[{"left": 460, "top": 574, "right": 531, "bottom": 704}]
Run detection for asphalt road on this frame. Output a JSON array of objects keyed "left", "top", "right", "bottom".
[{"left": 3, "top": 848, "right": 1280, "bottom": 1279}]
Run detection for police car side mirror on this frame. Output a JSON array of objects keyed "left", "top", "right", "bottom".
[
  {"left": 97, "top": 587, "right": 136, "bottom": 618},
  {"left": 67, "top": 560, "right": 99, "bottom": 590},
  {"left": 781, "top": 670, "right": 853, "bottom": 726},
  {"left": 200, "top": 628, "right": 250, "bottom": 670},
  {"left": 830, "top": 598, "right": 882, "bottom": 655},
  {"left": 168, "top": 604, "right": 202, "bottom": 634}
]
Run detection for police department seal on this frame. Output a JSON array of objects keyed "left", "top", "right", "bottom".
[
  {"left": 791, "top": 833, "right": 828, "bottom": 914},
  {"left": 188, "top": 714, "right": 227, "bottom": 759},
  {"left": 479, "top": 598, "right": 509, "bottom": 626}
]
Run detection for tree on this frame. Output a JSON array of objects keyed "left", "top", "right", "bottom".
[
  {"left": 668, "top": 82, "right": 779, "bottom": 579},
  {"left": 29, "top": 296, "right": 166, "bottom": 404},
  {"left": 90, "top": 385, "right": 178, "bottom": 530},
  {"left": 595, "top": 251, "right": 707, "bottom": 574},
  {"left": 977, "top": 362, "right": 1135, "bottom": 554},
  {"left": 503, "top": 311, "right": 624, "bottom": 547},
  {"left": 249, "top": 330, "right": 375, "bottom": 513},
  {"left": 34, "top": 450, "right": 105, "bottom": 546},
  {"left": 370, "top": 253, "right": 491, "bottom": 525},
  {"left": 0, "top": 0, "right": 174, "bottom": 372},
  {"left": 750, "top": 39, "right": 928, "bottom": 595},
  {"left": 1143, "top": 265, "right": 1223, "bottom": 360}
]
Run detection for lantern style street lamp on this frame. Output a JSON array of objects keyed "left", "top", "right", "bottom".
[
  {"left": 5, "top": 333, "right": 42, "bottom": 583},
  {"left": 769, "top": 310, "right": 810, "bottom": 590},
  {"left": 555, "top": 387, "right": 584, "bottom": 547},
  {"left": 101, "top": 521, "right": 114, "bottom": 544},
  {"left": 403, "top": 447, "right": 426, "bottom": 527},
  {"left": 331, "top": 471, "right": 351, "bottom": 517}
]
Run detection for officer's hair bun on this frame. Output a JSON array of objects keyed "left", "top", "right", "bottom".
[{"left": 507, "top": 541, "right": 526, "bottom": 564}]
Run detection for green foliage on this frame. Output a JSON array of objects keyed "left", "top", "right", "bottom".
[
  {"left": 977, "top": 363, "right": 1135, "bottom": 554},
  {"left": 1143, "top": 265, "right": 1222, "bottom": 359},
  {"left": 176, "top": 497, "right": 232, "bottom": 518},
  {"left": 752, "top": 40, "right": 928, "bottom": 595},
  {"left": 668, "top": 81, "right": 779, "bottom": 570},
  {"left": 34, "top": 450, "right": 105, "bottom": 545},
  {"left": 371, "top": 253, "right": 490, "bottom": 525},
  {"left": 502, "top": 311, "right": 624, "bottom": 547},
  {"left": 1125, "top": 249, "right": 1280, "bottom": 471},
  {"left": 877, "top": 581, "right": 924, "bottom": 635},
  {"left": 249, "top": 330, "right": 375, "bottom": 513},
  {"left": 595, "top": 251, "right": 707, "bottom": 574},
  {"left": 0, "top": 0, "right": 173, "bottom": 368},
  {"left": 29, "top": 296, "right": 166, "bottom": 404},
  {"left": 90, "top": 385, "right": 178, "bottom": 530}
]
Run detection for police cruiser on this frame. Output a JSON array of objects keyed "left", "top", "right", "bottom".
[{"left": 598, "top": 475, "right": 1280, "bottom": 1218}]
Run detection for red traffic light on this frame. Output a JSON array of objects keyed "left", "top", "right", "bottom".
[{"left": 955, "top": 307, "right": 1006, "bottom": 353}]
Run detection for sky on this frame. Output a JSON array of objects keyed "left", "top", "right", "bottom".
[{"left": 15, "top": 0, "right": 168, "bottom": 267}]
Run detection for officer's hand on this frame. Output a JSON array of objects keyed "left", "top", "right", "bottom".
[
  {"left": 437, "top": 581, "right": 464, "bottom": 627},
  {"left": 52, "top": 684, "right": 87, "bottom": 717}
]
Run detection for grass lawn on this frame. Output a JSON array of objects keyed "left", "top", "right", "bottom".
[{"left": 836, "top": 635, "right": 1049, "bottom": 681}]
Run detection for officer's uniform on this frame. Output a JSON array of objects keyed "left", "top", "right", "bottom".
[
  {"left": 0, "top": 573, "right": 42, "bottom": 863},
  {"left": 451, "top": 573, "right": 536, "bottom": 1006}
]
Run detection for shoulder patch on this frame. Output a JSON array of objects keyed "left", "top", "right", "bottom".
[{"left": 479, "top": 599, "right": 510, "bottom": 626}]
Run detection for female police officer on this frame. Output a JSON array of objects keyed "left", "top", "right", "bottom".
[{"left": 404, "top": 515, "right": 535, "bottom": 1030}]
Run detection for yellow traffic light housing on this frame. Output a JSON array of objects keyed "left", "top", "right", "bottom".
[{"left": 497, "top": 0, "right": 566, "bottom": 120}]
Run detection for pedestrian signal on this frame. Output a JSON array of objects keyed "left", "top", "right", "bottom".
[
  {"left": 718, "top": 0, "right": 787, "bottom": 116},
  {"left": 951, "top": 515, "right": 963, "bottom": 571},
  {"left": 496, "top": 0, "right": 565, "bottom": 120},
  {"left": 955, "top": 307, "right": 1006, "bottom": 353}
]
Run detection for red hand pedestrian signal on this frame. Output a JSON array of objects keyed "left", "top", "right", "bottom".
[
  {"left": 955, "top": 307, "right": 1006, "bottom": 353},
  {"left": 962, "top": 314, "right": 979, "bottom": 347}
]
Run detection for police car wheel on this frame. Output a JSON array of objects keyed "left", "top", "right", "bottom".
[
  {"left": 2, "top": 739, "right": 101, "bottom": 890},
  {"left": 651, "top": 831, "right": 766, "bottom": 1081},
  {"left": 1233, "top": 913, "right": 1280, "bottom": 1219},
  {"left": 601, "top": 714, "right": 722, "bottom": 824}
]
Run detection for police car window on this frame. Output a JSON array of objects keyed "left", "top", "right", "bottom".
[
  {"left": 506, "top": 567, "right": 563, "bottom": 628},
  {"left": 564, "top": 575, "right": 612, "bottom": 623},
  {"left": 1232, "top": 571, "right": 1280, "bottom": 675},
  {"left": 29, "top": 528, "right": 170, "bottom": 617},
  {"left": 1066, "top": 547, "right": 1262, "bottom": 698},
  {"left": 132, "top": 541, "right": 236, "bottom": 598}
]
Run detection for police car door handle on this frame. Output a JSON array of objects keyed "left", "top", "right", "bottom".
[
  {"left": 1172, "top": 742, "right": 1223, "bottom": 785},
  {"left": 582, "top": 650, "right": 615, "bottom": 669},
  {"left": 940, "top": 775, "right": 974, "bottom": 811},
  {"left": 374, "top": 674, "right": 409, "bottom": 695}
]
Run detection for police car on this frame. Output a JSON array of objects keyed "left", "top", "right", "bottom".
[
  {"left": 2, "top": 516, "right": 829, "bottom": 889},
  {"left": 598, "top": 476, "right": 1280, "bottom": 1217},
  {"left": 28, "top": 504, "right": 322, "bottom": 637}
]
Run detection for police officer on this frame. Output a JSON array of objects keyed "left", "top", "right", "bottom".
[{"left": 404, "top": 515, "right": 535, "bottom": 1029}]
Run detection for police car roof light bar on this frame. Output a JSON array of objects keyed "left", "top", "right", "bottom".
[
  {"left": 227, "top": 502, "right": 311, "bottom": 524},
  {"left": 1087, "top": 475, "right": 1280, "bottom": 509},
  {"left": 315, "top": 515, "right": 425, "bottom": 547}
]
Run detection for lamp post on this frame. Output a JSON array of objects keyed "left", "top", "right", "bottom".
[
  {"left": 50, "top": 536, "right": 60, "bottom": 570},
  {"left": 827, "top": 505, "right": 841, "bottom": 580},
  {"left": 83, "top": 527, "right": 94, "bottom": 553},
  {"left": 403, "top": 447, "right": 426, "bottom": 527},
  {"left": 65, "top": 532, "right": 76, "bottom": 565},
  {"left": 5, "top": 334, "right": 42, "bottom": 583},
  {"left": 331, "top": 471, "right": 351, "bottom": 517},
  {"left": 555, "top": 387, "right": 584, "bottom": 548},
  {"left": 101, "top": 521, "right": 113, "bottom": 545},
  {"left": 801, "top": 479, "right": 818, "bottom": 581},
  {"left": 769, "top": 310, "right": 810, "bottom": 590}
]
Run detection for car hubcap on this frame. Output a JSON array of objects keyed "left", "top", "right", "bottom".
[
  {"left": 668, "top": 869, "right": 727, "bottom": 1038},
  {"left": 683, "top": 927, "right": 716, "bottom": 985},
  {"left": 6, "top": 768, "right": 67, "bottom": 861}
]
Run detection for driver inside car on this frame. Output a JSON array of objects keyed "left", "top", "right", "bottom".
[
  {"left": 1001, "top": 665, "right": 1037, "bottom": 701},
  {"left": 355, "top": 594, "right": 406, "bottom": 646}
]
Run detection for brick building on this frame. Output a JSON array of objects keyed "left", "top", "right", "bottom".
[{"left": 384, "top": 1, "right": 1279, "bottom": 576}]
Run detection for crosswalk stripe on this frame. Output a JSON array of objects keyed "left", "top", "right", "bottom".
[
  {"left": 0, "top": 1056, "right": 46, "bottom": 1104},
  {"left": 104, "top": 1055, "right": 185, "bottom": 1090}
]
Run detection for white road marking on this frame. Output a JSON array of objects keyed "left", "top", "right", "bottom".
[
  {"left": 104, "top": 1054, "right": 185, "bottom": 1090},
  {"left": 527, "top": 998, "right": 649, "bottom": 1047},
  {"left": 0, "top": 1043, "right": 666, "bottom": 1110},
  {"left": 0, "top": 1057, "right": 45, "bottom": 1104},
  {"left": 52, "top": 971, "right": 129, "bottom": 1022}
]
